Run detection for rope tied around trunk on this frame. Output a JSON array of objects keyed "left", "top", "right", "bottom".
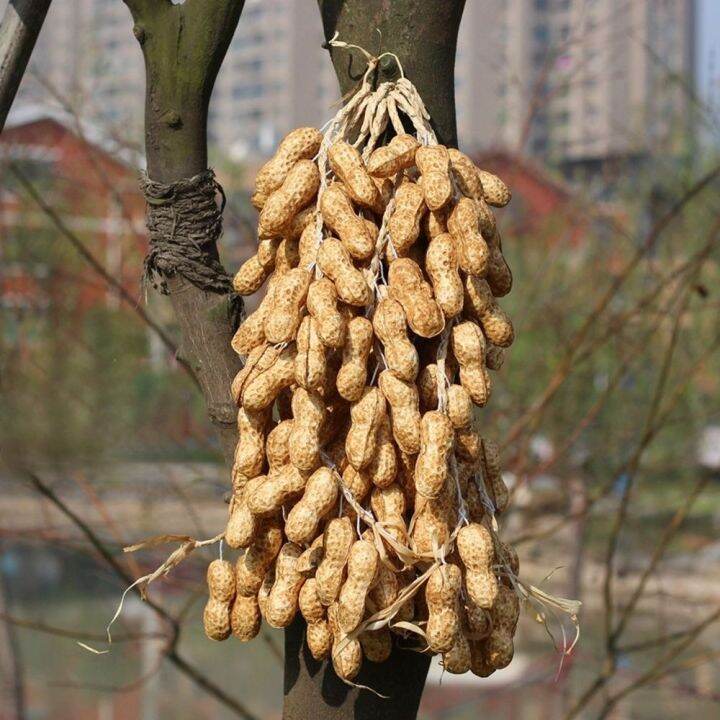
[{"left": 140, "top": 169, "right": 243, "bottom": 327}]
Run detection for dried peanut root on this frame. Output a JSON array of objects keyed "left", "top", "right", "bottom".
[{"left": 213, "top": 85, "right": 524, "bottom": 681}]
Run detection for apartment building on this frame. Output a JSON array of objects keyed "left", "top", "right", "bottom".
[{"left": 5, "top": 0, "right": 696, "bottom": 170}]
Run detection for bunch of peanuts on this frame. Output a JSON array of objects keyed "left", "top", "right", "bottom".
[{"left": 204, "top": 118, "right": 522, "bottom": 682}]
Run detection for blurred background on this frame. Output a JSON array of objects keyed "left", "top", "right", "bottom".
[{"left": 1, "top": 0, "right": 719, "bottom": 718}]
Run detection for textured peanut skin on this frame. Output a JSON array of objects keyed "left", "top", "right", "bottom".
[
  {"left": 317, "top": 238, "right": 372, "bottom": 307},
  {"left": 263, "top": 267, "right": 310, "bottom": 344},
  {"left": 425, "top": 563, "right": 461, "bottom": 653},
  {"left": 235, "top": 520, "right": 283, "bottom": 596},
  {"left": 233, "top": 408, "right": 267, "bottom": 481},
  {"left": 345, "top": 387, "right": 387, "bottom": 470},
  {"left": 265, "top": 419, "right": 293, "bottom": 470},
  {"left": 285, "top": 467, "right": 338, "bottom": 544},
  {"left": 452, "top": 321, "right": 491, "bottom": 407},
  {"left": 367, "top": 415, "right": 398, "bottom": 489},
  {"left": 477, "top": 168, "right": 512, "bottom": 207},
  {"left": 448, "top": 148, "right": 483, "bottom": 200},
  {"left": 457, "top": 523, "right": 498, "bottom": 610},
  {"left": 414, "top": 411, "right": 455, "bottom": 499},
  {"left": 373, "top": 298, "right": 419, "bottom": 382},
  {"left": 247, "top": 464, "right": 306, "bottom": 516},
  {"left": 336, "top": 317, "right": 373, "bottom": 402},
  {"left": 328, "top": 141, "right": 382, "bottom": 212},
  {"left": 425, "top": 233, "right": 464, "bottom": 319},
  {"left": 234, "top": 344, "right": 297, "bottom": 412},
  {"left": 307, "top": 277, "right": 346, "bottom": 348},
  {"left": 388, "top": 258, "right": 444, "bottom": 338},
  {"left": 233, "top": 238, "right": 280, "bottom": 296},
  {"left": 423, "top": 206, "right": 449, "bottom": 239},
  {"left": 485, "top": 229, "right": 513, "bottom": 297},
  {"left": 258, "top": 159, "right": 320, "bottom": 237},
  {"left": 443, "top": 631, "right": 472, "bottom": 674},
  {"left": 266, "top": 543, "right": 304, "bottom": 628},
  {"left": 448, "top": 198, "right": 489, "bottom": 276},
  {"left": 297, "top": 535, "right": 325, "bottom": 577},
  {"left": 447, "top": 384, "right": 473, "bottom": 429},
  {"left": 328, "top": 603, "right": 363, "bottom": 681},
  {"left": 231, "top": 276, "right": 278, "bottom": 355},
  {"left": 359, "top": 628, "right": 392, "bottom": 663},
  {"left": 273, "top": 237, "right": 300, "bottom": 276},
  {"left": 316, "top": 517, "right": 355, "bottom": 606},
  {"left": 203, "top": 559, "right": 235, "bottom": 641},
  {"left": 288, "top": 388, "right": 326, "bottom": 473},
  {"left": 412, "top": 474, "right": 454, "bottom": 554},
  {"left": 415, "top": 145, "right": 453, "bottom": 211},
  {"left": 230, "top": 594, "right": 261, "bottom": 642},
  {"left": 464, "top": 275, "right": 515, "bottom": 348},
  {"left": 203, "top": 597, "right": 232, "bottom": 641},
  {"left": 226, "top": 476, "right": 264, "bottom": 545},
  {"left": 299, "top": 577, "right": 325, "bottom": 624},
  {"left": 481, "top": 439, "right": 509, "bottom": 513},
  {"left": 320, "top": 183, "right": 375, "bottom": 259},
  {"left": 338, "top": 539, "right": 379, "bottom": 632},
  {"left": 387, "top": 181, "right": 426, "bottom": 256},
  {"left": 252, "top": 127, "right": 322, "bottom": 209},
  {"left": 455, "top": 426, "right": 481, "bottom": 463},
  {"left": 370, "top": 483, "right": 407, "bottom": 547},
  {"left": 306, "top": 619, "right": 332, "bottom": 660},
  {"left": 294, "top": 316, "right": 327, "bottom": 393},
  {"left": 417, "top": 362, "right": 453, "bottom": 410},
  {"left": 378, "top": 370, "right": 422, "bottom": 455},
  {"left": 367, "top": 134, "right": 418, "bottom": 177},
  {"left": 484, "top": 585, "right": 520, "bottom": 669}
]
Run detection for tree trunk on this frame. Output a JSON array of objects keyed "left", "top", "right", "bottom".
[
  {"left": 123, "top": 0, "right": 245, "bottom": 465},
  {"left": 0, "top": 0, "right": 53, "bottom": 131},
  {"left": 282, "top": 3, "right": 465, "bottom": 718}
]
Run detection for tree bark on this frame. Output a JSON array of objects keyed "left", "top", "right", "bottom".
[
  {"left": 282, "top": 3, "right": 466, "bottom": 718},
  {"left": 123, "top": 0, "right": 245, "bottom": 465},
  {"left": 0, "top": 0, "right": 52, "bottom": 132}
]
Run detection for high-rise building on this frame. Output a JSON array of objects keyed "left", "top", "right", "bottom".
[
  {"left": 4, "top": 0, "right": 696, "bottom": 170},
  {"left": 456, "top": 0, "right": 696, "bottom": 171}
]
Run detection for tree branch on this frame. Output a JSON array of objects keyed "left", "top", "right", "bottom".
[{"left": 0, "top": 0, "right": 52, "bottom": 131}]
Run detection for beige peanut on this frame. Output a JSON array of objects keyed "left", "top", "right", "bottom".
[
  {"left": 265, "top": 419, "right": 293, "bottom": 470},
  {"left": 481, "top": 438, "right": 509, "bottom": 513},
  {"left": 230, "top": 594, "right": 261, "bottom": 642},
  {"left": 234, "top": 345, "right": 297, "bottom": 412},
  {"left": 372, "top": 297, "right": 419, "bottom": 382},
  {"left": 425, "top": 563, "right": 462, "bottom": 653},
  {"left": 316, "top": 238, "right": 372, "bottom": 307},
  {"left": 478, "top": 168, "right": 511, "bottom": 207},
  {"left": 247, "top": 464, "right": 307, "bottom": 516},
  {"left": 288, "top": 388, "right": 326, "bottom": 473},
  {"left": 328, "top": 141, "right": 382, "bottom": 213},
  {"left": 388, "top": 258, "right": 444, "bottom": 338},
  {"left": 316, "top": 517, "right": 355, "bottom": 606},
  {"left": 366, "top": 133, "right": 418, "bottom": 177},
  {"left": 370, "top": 482, "right": 408, "bottom": 548},
  {"left": 464, "top": 275, "right": 515, "bottom": 348},
  {"left": 263, "top": 267, "right": 311, "bottom": 344},
  {"left": 233, "top": 238, "right": 280, "bottom": 296},
  {"left": 285, "top": 467, "right": 338, "bottom": 545},
  {"left": 425, "top": 233, "right": 464, "bottom": 319},
  {"left": 233, "top": 408, "right": 267, "bottom": 482},
  {"left": 415, "top": 145, "right": 453, "bottom": 211},
  {"left": 265, "top": 542, "right": 304, "bottom": 628},
  {"left": 448, "top": 197, "right": 489, "bottom": 276},
  {"left": 457, "top": 522, "right": 498, "bottom": 610},
  {"left": 258, "top": 159, "right": 320, "bottom": 237},
  {"left": 414, "top": 411, "right": 454, "bottom": 499},
  {"left": 448, "top": 148, "right": 483, "bottom": 200},
  {"left": 320, "top": 183, "right": 375, "bottom": 259},
  {"left": 387, "top": 181, "right": 426, "bottom": 256},
  {"left": 378, "top": 370, "right": 421, "bottom": 455},
  {"left": 345, "top": 387, "right": 387, "bottom": 470},
  {"left": 366, "top": 415, "right": 397, "bottom": 489},
  {"left": 235, "top": 519, "right": 283, "bottom": 596},
  {"left": 306, "top": 277, "right": 346, "bottom": 348},
  {"left": 328, "top": 603, "right": 363, "bottom": 681},
  {"left": 203, "top": 559, "right": 235, "bottom": 641},
  {"left": 337, "top": 539, "right": 379, "bottom": 632},
  {"left": 336, "top": 317, "right": 373, "bottom": 402},
  {"left": 252, "top": 127, "right": 322, "bottom": 209},
  {"left": 294, "top": 315, "right": 327, "bottom": 392},
  {"left": 452, "top": 321, "right": 491, "bottom": 407}
]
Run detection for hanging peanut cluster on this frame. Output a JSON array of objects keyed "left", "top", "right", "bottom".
[{"left": 205, "top": 56, "right": 523, "bottom": 682}]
